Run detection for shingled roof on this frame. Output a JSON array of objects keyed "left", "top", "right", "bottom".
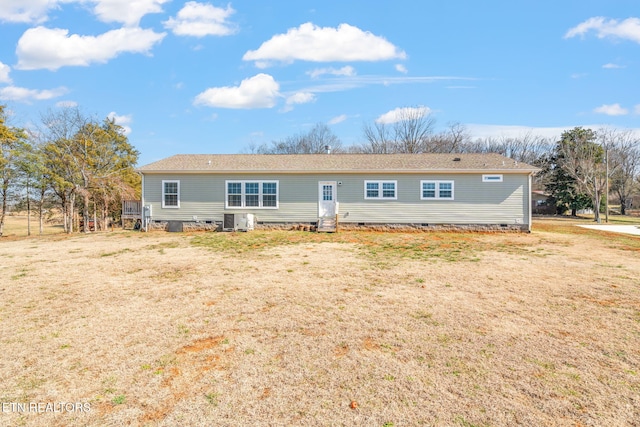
[{"left": 137, "top": 153, "right": 539, "bottom": 174}]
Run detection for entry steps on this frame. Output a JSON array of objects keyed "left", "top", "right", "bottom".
[{"left": 317, "top": 216, "right": 337, "bottom": 232}]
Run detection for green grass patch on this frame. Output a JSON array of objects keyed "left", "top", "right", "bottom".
[
  {"left": 99, "top": 248, "right": 132, "bottom": 257},
  {"left": 190, "top": 231, "right": 332, "bottom": 253},
  {"left": 190, "top": 224, "right": 640, "bottom": 264},
  {"left": 190, "top": 230, "right": 495, "bottom": 263},
  {"left": 111, "top": 394, "right": 126, "bottom": 405}
]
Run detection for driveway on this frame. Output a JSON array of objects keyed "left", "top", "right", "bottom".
[{"left": 577, "top": 224, "right": 640, "bottom": 236}]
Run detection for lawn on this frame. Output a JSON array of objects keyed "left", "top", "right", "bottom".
[{"left": 0, "top": 218, "right": 639, "bottom": 426}]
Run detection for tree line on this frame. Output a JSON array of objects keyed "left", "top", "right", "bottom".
[
  {"left": 3, "top": 103, "right": 638, "bottom": 235},
  {"left": 0, "top": 105, "right": 139, "bottom": 236},
  {"left": 251, "top": 110, "right": 640, "bottom": 222}
]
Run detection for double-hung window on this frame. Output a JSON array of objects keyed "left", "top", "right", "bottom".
[
  {"left": 364, "top": 180, "right": 397, "bottom": 200},
  {"left": 162, "top": 180, "right": 180, "bottom": 208},
  {"left": 421, "top": 180, "right": 454, "bottom": 200},
  {"left": 226, "top": 181, "right": 279, "bottom": 209}
]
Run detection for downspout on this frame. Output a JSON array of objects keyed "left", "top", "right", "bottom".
[
  {"left": 139, "top": 172, "right": 147, "bottom": 231},
  {"left": 528, "top": 173, "right": 533, "bottom": 233}
]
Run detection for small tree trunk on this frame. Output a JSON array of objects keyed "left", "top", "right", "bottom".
[
  {"left": 83, "top": 194, "right": 90, "bottom": 233},
  {"left": 594, "top": 192, "right": 601, "bottom": 223},
  {"left": 38, "top": 187, "right": 45, "bottom": 235},
  {"left": 62, "top": 205, "right": 67, "bottom": 233},
  {"left": 69, "top": 193, "right": 75, "bottom": 233},
  {"left": 0, "top": 186, "right": 7, "bottom": 237},
  {"left": 102, "top": 203, "right": 108, "bottom": 232},
  {"left": 26, "top": 180, "right": 31, "bottom": 237}
]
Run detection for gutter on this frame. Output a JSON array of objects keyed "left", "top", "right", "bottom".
[{"left": 135, "top": 168, "right": 541, "bottom": 175}]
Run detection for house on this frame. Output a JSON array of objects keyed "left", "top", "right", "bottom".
[
  {"left": 531, "top": 190, "right": 556, "bottom": 215},
  {"left": 136, "top": 153, "right": 539, "bottom": 232}
]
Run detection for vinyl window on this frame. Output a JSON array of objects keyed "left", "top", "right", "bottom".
[
  {"left": 364, "top": 180, "right": 397, "bottom": 200},
  {"left": 421, "top": 180, "right": 454, "bottom": 200},
  {"left": 482, "top": 174, "right": 503, "bottom": 182},
  {"left": 162, "top": 180, "right": 180, "bottom": 208},
  {"left": 226, "top": 181, "right": 279, "bottom": 209}
]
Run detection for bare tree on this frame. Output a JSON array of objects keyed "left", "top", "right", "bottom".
[
  {"left": 39, "top": 107, "right": 139, "bottom": 233},
  {"left": 427, "top": 122, "right": 470, "bottom": 153},
  {"left": 601, "top": 128, "right": 640, "bottom": 215},
  {"left": 257, "top": 123, "right": 343, "bottom": 154},
  {"left": 557, "top": 127, "right": 606, "bottom": 222},
  {"left": 353, "top": 107, "right": 436, "bottom": 153},
  {"left": 393, "top": 107, "right": 436, "bottom": 153},
  {"left": 463, "top": 133, "right": 554, "bottom": 164},
  {"left": 359, "top": 121, "right": 395, "bottom": 153},
  {"left": 39, "top": 107, "right": 88, "bottom": 232}
]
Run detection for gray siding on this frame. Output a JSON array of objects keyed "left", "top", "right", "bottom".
[{"left": 142, "top": 172, "right": 531, "bottom": 225}]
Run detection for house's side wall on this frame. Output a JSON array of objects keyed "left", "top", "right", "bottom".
[
  {"left": 142, "top": 172, "right": 531, "bottom": 226},
  {"left": 335, "top": 173, "right": 528, "bottom": 225}
]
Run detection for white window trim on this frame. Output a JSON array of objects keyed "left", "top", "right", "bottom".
[
  {"left": 482, "top": 174, "right": 503, "bottom": 182},
  {"left": 420, "top": 180, "right": 455, "bottom": 200},
  {"left": 225, "top": 180, "right": 279, "bottom": 209},
  {"left": 364, "top": 180, "right": 398, "bottom": 200},
  {"left": 162, "top": 180, "right": 180, "bottom": 208}
]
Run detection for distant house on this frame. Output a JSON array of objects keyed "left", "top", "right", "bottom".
[
  {"left": 531, "top": 190, "right": 556, "bottom": 215},
  {"left": 136, "top": 153, "right": 539, "bottom": 232}
]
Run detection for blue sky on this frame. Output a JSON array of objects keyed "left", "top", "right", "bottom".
[{"left": 1, "top": 0, "right": 639, "bottom": 165}]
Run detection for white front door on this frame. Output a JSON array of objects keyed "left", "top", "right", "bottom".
[{"left": 318, "top": 181, "right": 337, "bottom": 217}]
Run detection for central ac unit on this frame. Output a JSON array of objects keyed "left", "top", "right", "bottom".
[{"left": 223, "top": 213, "right": 255, "bottom": 231}]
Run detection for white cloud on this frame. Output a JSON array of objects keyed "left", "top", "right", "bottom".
[
  {"left": 16, "top": 26, "right": 166, "bottom": 71},
  {"left": 395, "top": 64, "right": 408, "bottom": 74},
  {"left": 107, "top": 111, "right": 133, "bottom": 134},
  {"left": 465, "top": 124, "right": 564, "bottom": 139},
  {"left": 328, "top": 114, "right": 347, "bottom": 125},
  {"left": 602, "top": 63, "right": 624, "bottom": 69},
  {"left": 565, "top": 17, "right": 640, "bottom": 44},
  {"left": 286, "top": 92, "right": 315, "bottom": 105},
  {"left": 299, "top": 75, "right": 476, "bottom": 95},
  {"left": 0, "top": 62, "right": 12, "bottom": 83},
  {"left": 282, "top": 91, "right": 315, "bottom": 112},
  {"left": 0, "top": 0, "right": 59, "bottom": 24},
  {"left": 107, "top": 111, "right": 132, "bottom": 124},
  {"left": 0, "top": 0, "right": 167, "bottom": 26},
  {"left": 0, "top": 85, "right": 68, "bottom": 102},
  {"left": 594, "top": 103, "right": 629, "bottom": 116},
  {"left": 307, "top": 66, "right": 356, "bottom": 79},
  {"left": 570, "top": 73, "right": 587, "bottom": 79},
  {"left": 55, "top": 100, "right": 78, "bottom": 107},
  {"left": 465, "top": 124, "right": 640, "bottom": 140},
  {"left": 194, "top": 73, "right": 280, "bottom": 109},
  {"left": 635, "top": 105, "right": 640, "bottom": 115},
  {"left": 376, "top": 106, "right": 431, "bottom": 125},
  {"left": 163, "top": 1, "right": 237, "bottom": 37},
  {"left": 91, "top": 0, "right": 169, "bottom": 26},
  {"left": 243, "top": 22, "right": 406, "bottom": 67}
]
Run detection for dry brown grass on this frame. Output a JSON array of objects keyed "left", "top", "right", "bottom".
[
  {"left": 0, "top": 213, "right": 65, "bottom": 238},
  {"left": 1, "top": 218, "right": 639, "bottom": 426}
]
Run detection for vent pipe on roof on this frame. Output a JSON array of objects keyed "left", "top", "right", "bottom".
[{"left": 325, "top": 145, "right": 331, "bottom": 154}]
